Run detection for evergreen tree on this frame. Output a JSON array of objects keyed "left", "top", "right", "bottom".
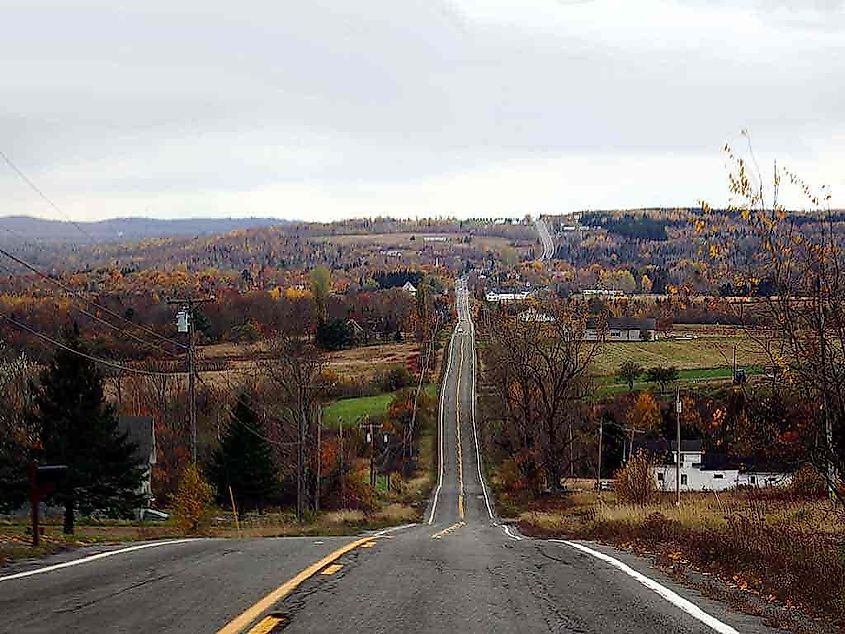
[
  {"left": 209, "top": 394, "right": 278, "bottom": 512},
  {"left": 32, "top": 328, "right": 145, "bottom": 534}
]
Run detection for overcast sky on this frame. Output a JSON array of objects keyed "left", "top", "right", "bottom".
[{"left": 1, "top": 0, "right": 843, "bottom": 221}]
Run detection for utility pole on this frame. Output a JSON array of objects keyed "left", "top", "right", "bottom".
[
  {"left": 818, "top": 288, "right": 836, "bottom": 502},
  {"left": 596, "top": 416, "right": 603, "bottom": 490},
  {"left": 168, "top": 296, "right": 214, "bottom": 464},
  {"left": 339, "top": 417, "right": 345, "bottom": 508},
  {"left": 675, "top": 387, "right": 682, "bottom": 506},
  {"left": 315, "top": 405, "right": 322, "bottom": 513}
]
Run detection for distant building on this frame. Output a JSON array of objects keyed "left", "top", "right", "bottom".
[
  {"left": 586, "top": 317, "right": 656, "bottom": 341},
  {"left": 517, "top": 308, "right": 555, "bottom": 323},
  {"left": 381, "top": 250, "right": 403, "bottom": 258},
  {"left": 581, "top": 289, "right": 625, "bottom": 297},
  {"left": 402, "top": 281, "right": 417, "bottom": 296},
  {"left": 637, "top": 439, "right": 793, "bottom": 492},
  {"left": 485, "top": 290, "right": 532, "bottom": 303},
  {"left": 422, "top": 236, "right": 448, "bottom": 242},
  {"left": 117, "top": 416, "right": 156, "bottom": 502}
]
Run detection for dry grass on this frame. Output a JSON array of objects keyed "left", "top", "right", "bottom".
[
  {"left": 592, "top": 335, "right": 767, "bottom": 375},
  {"left": 518, "top": 489, "right": 845, "bottom": 624},
  {"left": 0, "top": 522, "right": 179, "bottom": 567},
  {"left": 324, "top": 342, "right": 421, "bottom": 381}
]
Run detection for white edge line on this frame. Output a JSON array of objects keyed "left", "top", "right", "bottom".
[
  {"left": 551, "top": 540, "right": 739, "bottom": 634},
  {"left": 502, "top": 525, "right": 522, "bottom": 541},
  {"left": 372, "top": 523, "right": 418, "bottom": 537},
  {"left": 428, "top": 320, "right": 456, "bottom": 525},
  {"left": 467, "top": 295, "right": 494, "bottom": 521},
  {"left": 0, "top": 539, "right": 196, "bottom": 583}
]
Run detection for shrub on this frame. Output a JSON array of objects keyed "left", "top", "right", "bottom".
[
  {"left": 172, "top": 464, "right": 215, "bottom": 535},
  {"left": 375, "top": 366, "right": 414, "bottom": 393},
  {"left": 614, "top": 450, "right": 658, "bottom": 505},
  {"left": 789, "top": 463, "right": 828, "bottom": 498}
]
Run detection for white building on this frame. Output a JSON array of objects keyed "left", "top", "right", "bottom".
[
  {"left": 586, "top": 317, "right": 657, "bottom": 342},
  {"left": 402, "top": 281, "right": 417, "bottom": 296},
  {"left": 647, "top": 440, "right": 793, "bottom": 492},
  {"left": 485, "top": 290, "right": 532, "bottom": 303}
]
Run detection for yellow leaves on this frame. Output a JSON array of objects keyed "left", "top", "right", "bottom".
[{"left": 708, "top": 244, "right": 720, "bottom": 259}]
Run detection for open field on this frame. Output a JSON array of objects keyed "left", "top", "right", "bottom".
[
  {"left": 592, "top": 335, "right": 767, "bottom": 376},
  {"left": 322, "top": 384, "right": 437, "bottom": 429},
  {"left": 323, "top": 342, "right": 422, "bottom": 381}
]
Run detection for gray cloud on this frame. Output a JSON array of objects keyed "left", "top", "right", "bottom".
[{"left": 0, "top": 0, "right": 842, "bottom": 218}]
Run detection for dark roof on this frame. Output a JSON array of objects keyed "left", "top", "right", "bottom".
[
  {"left": 608, "top": 317, "right": 657, "bottom": 330},
  {"left": 670, "top": 439, "right": 703, "bottom": 453},
  {"left": 117, "top": 416, "right": 155, "bottom": 465},
  {"left": 632, "top": 438, "right": 703, "bottom": 458}
]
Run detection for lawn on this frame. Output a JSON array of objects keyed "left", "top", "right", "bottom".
[
  {"left": 596, "top": 366, "right": 763, "bottom": 395},
  {"left": 322, "top": 384, "right": 437, "bottom": 429},
  {"left": 592, "top": 336, "right": 766, "bottom": 376}
]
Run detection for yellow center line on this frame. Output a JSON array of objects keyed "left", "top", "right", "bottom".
[
  {"left": 431, "top": 521, "right": 466, "bottom": 539},
  {"left": 217, "top": 536, "right": 375, "bottom": 634},
  {"left": 321, "top": 563, "right": 343, "bottom": 576},
  {"left": 247, "top": 615, "right": 286, "bottom": 634}
]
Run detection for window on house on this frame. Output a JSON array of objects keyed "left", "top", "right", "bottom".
[
  {"left": 657, "top": 472, "right": 664, "bottom": 482},
  {"left": 713, "top": 473, "right": 724, "bottom": 479},
  {"left": 750, "top": 476, "right": 756, "bottom": 484},
  {"left": 681, "top": 474, "right": 688, "bottom": 485}
]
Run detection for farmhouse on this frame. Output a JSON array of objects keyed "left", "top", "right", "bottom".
[
  {"left": 586, "top": 317, "right": 656, "bottom": 341},
  {"left": 638, "top": 439, "right": 793, "bottom": 492}
]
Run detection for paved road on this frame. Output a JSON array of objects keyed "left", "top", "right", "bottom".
[
  {"left": 0, "top": 281, "right": 782, "bottom": 633},
  {"left": 535, "top": 217, "right": 554, "bottom": 260}
]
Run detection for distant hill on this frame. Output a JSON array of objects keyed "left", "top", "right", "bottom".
[{"left": 0, "top": 215, "right": 289, "bottom": 243}]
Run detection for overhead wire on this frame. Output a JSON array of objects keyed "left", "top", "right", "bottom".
[
  {"left": 0, "top": 244, "right": 187, "bottom": 352},
  {"left": 0, "top": 311, "right": 177, "bottom": 377},
  {"left": 195, "top": 371, "right": 300, "bottom": 448},
  {"left": 0, "top": 148, "right": 98, "bottom": 243}
]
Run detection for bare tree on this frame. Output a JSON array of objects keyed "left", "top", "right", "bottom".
[
  {"left": 483, "top": 301, "right": 604, "bottom": 490},
  {"left": 263, "top": 334, "right": 324, "bottom": 519},
  {"left": 704, "top": 138, "right": 845, "bottom": 501}
]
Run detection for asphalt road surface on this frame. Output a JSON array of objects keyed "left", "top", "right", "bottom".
[
  {"left": 535, "top": 217, "right": 554, "bottom": 260},
  {"left": 0, "top": 281, "right": 782, "bottom": 633}
]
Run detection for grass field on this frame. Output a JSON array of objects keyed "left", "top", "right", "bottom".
[
  {"left": 322, "top": 384, "right": 437, "bottom": 429},
  {"left": 592, "top": 336, "right": 766, "bottom": 376}
]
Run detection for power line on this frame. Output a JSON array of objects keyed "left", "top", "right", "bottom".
[
  {"left": 0, "top": 311, "right": 176, "bottom": 377},
  {"left": 0, "top": 246, "right": 186, "bottom": 351},
  {"left": 196, "top": 372, "right": 299, "bottom": 448},
  {"left": 0, "top": 259, "right": 181, "bottom": 359},
  {"left": 0, "top": 148, "right": 98, "bottom": 243}
]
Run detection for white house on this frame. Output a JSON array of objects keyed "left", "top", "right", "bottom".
[
  {"left": 402, "top": 281, "right": 417, "bottom": 296},
  {"left": 485, "top": 290, "right": 532, "bottom": 303},
  {"left": 586, "top": 317, "right": 657, "bottom": 342},
  {"left": 645, "top": 439, "right": 793, "bottom": 492}
]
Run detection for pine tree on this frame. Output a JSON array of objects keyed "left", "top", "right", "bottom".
[
  {"left": 209, "top": 394, "right": 278, "bottom": 512},
  {"left": 33, "top": 328, "right": 145, "bottom": 534}
]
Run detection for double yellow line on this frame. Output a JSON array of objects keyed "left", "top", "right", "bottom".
[{"left": 217, "top": 536, "right": 376, "bottom": 634}]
